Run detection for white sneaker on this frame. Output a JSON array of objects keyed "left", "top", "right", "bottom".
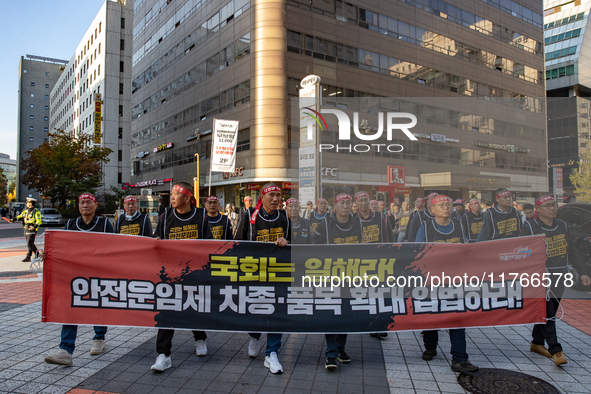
[
  {"left": 248, "top": 337, "right": 260, "bottom": 358},
  {"left": 44, "top": 348, "right": 73, "bottom": 365},
  {"left": 195, "top": 340, "right": 207, "bottom": 356},
  {"left": 151, "top": 353, "right": 172, "bottom": 372},
  {"left": 89, "top": 339, "right": 105, "bottom": 355},
  {"left": 264, "top": 352, "right": 283, "bottom": 374}
]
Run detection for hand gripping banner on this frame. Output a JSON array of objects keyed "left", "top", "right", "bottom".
[{"left": 42, "top": 231, "right": 547, "bottom": 333}]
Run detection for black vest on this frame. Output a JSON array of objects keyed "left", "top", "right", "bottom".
[
  {"left": 424, "top": 220, "right": 464, "bottom": 243},
  {"left": 116, "top": 212, "right": 150, "bottom": 236},
  {"left": 206, "top": 214, "right": 232, "bottom": 240},
  {"left": 486, "top": 206, "right": 521, "bottom": 239},
  {"left": 322, "top": 216, "right": 362, "bottom": 244},
  {"left": 162, "top": 207, "right": 205, "bottom": 240},
  {"left": 357, "top": 211, "right": 385, "bottom": 243},
  {"left": 291, "top": 217, "right": 311, "bottom": 244},
  {"left": 398, "top": 210, "right": 412, "bottom": 231},
  {"left": 308, "top": 212, "right": 327, "bottom": 234},
  {"left": 524, "top": 219, "right": 569, "bottom": 269},
  {"left": 66, "top": 216, "right": 109, "bottom": 232},
  {"left": 465, "top": 211, "right": 484, "bottom": 241},
  {"left": 249, "top": 209, "right": 290, "bottom": 242}
]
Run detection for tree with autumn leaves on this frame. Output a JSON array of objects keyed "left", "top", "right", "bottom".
[
  {"left": 570, "top": 149, "right": 591, "bottom": 203},
  {"left": 20, "top": 130, "right": 112, "bottom": 208}
]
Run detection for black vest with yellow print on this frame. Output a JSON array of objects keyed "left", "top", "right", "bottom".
[
  {"left": 308, "top": 211, "right": 327, "bottom": 234},
  {"left": 116, "top": 212, "right": 152, "bottom": 236},
  {"left": 205, "top": 214, "right": 233, "bottom": 240},
  {"left": 316, "top": 215, "right": 362, "bottom": 244},
  {"left": 523, "top": 218, "right": 570, "bottom": 269},
  {"left": 464, "top": 211, "right": 483, "bottom": 241},
  {"left": 486, "top": 206, "right": 521, "bottom": 239},
  {"left": 424, "top": 219, "right": 464, "bottom": 244},
  {"left": 162, "top": 206, "right": 205, "bottom": 240},
  {"left": 249, "top": 208, "right": 290, "bottom": 242},
  {"left": 291, "top": 217, "right": 312, "bottom": 244},
  {"left": 356, "top": 211, "right": 385, "bottom": 243}
]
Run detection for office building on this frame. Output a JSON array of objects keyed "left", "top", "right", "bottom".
[
  {"left": 16, "top": 55, "right": 68, "bottom": 201},
  {"left": 130, "top": 0, "right": 547, "bottom": 209},
  {"left": 50, "top": 0, "right": 133, "bottom": 194}
]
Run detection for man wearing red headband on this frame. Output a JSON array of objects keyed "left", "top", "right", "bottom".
[
  {"left": 397, "top": 201, "right": 412, "bottom": 242},
  {"left": 520, "top": 195, "right": 591, "bottom": 366},
  {"left": 44, "top": 192, "right": 113, "bottom": 366},
  {"left": 313, "top": 192, "right": 361, "bottom": 370},
  {"left": 235, "top": 196, "right": 255, "bottom": 240},
  {"left": 415, "top": 194, "right": 478, "bottom": 373},
  {"left": 451, "top": 199, "right": 467, "bottom": 222},
  {"left": 308, "top": 197, "right": 329, "bottom": 233},
  {"left": 115, "top": 196, "right": 153, "bottom": 236},
  {"left": 204, "top": 196, "right": 233, "bottom": 240},
  {"left": 406, "top": 195, "right": 436, "bottom": 242},
  {"left": 235, "top": 183, "right": 289, "bottom": 374},
  {"left": 285, "top": 198, "right": 312, "bottom": 244},
  {"left": 476, "top": 188, "right": 522, "bottom": 242},
  {"left": 369, "top": 199, "right": 379, "bottom": 212},
  {"left": 462, "top": 198, "right": 483, "bottom": 243},
  {"left": 151, "top": 182, "right": 209, "bottom": 372}
]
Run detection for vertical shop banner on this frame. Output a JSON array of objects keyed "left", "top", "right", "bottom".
[
  {"left": 94, "top": 100, "right": 102, "bottom": 144},
  {"left": 42, "top": 231, "right": 547, "bottom": 332},
  {"left": 211, "top": 119, "right": 239, "bottom": 172}
]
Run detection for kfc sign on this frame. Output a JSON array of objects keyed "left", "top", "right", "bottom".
[
  {"left": 222, "top": 167, "right": 245, "bottom": 179},
  {"left": 387, "top": 166, "right": 405, "bottom": 186}
]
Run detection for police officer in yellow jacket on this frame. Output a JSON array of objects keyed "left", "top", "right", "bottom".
[{"left": 12, "top": 197, "right": 42, "bottom": 262}]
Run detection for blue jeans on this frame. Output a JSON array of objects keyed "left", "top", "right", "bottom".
[
  {"left": 397, "top": 232, "right": 406, "bottom": 243},
  {"left": 325, "top": 334, "right": 347, "bottom": 358},
  {"left": 249, "top": 333, "right": 282, "bottom": 356},
  {"left": 60, "top": 325, "right": 107, "bottom": 354},
  {"left": 423, "top": 329, "right": 468, "bottom": 362}
]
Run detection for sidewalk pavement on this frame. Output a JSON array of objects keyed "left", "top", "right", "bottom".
[{"left": 2, "top": 237, "right": 591, "bottom": 393}]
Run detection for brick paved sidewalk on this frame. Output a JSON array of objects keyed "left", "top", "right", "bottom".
[{"left": 1, "top": 272, "right": 591, "bottom": 393}]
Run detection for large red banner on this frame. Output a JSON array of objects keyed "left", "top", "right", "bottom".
[{"left": 42, "top": 230, "right": 547, "bottom": 332}]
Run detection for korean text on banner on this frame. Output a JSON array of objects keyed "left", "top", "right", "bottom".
[{"left": 211, "top": 119, "right": 239, "bottom": 172}]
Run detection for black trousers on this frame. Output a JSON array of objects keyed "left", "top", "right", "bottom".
[
  {"left": 25, "top": 233, "right": 37, "bottom": 257},
  {"left": 156, "top": 329, "right": 206, "bottom": 356},
  {"left": 532, "top": 268, "right": 567, "bottom": 355}
]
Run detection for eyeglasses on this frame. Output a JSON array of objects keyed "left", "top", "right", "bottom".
[
  {"left": 433, "top": 203, "right": 452, "bottom": 209},
  {"left": 539, "top": 203, "right": 558, "bottom": 209}
]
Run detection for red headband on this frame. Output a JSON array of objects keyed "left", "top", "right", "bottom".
[
  {"left": 536, "top": 196, "right": 555, "bottom": 206},
  {"left": 354, "top": 191, "right": 369, "bottom": 201},
  {"left": 453, "top": 199, "right": 465, "bottom": 205},
  {"left": 316, "top": 198, "right": 327, "bottom": 204},
  {"left": 173, "top": 184, "right": 193, "bottom": 197},
  {"left": 205, "top": 196, "right": 219, "bottom": 203},
  {"left": 416, "top": 197, "right": 426, "bottom": 203},
  {"left": 496, "top": 190, "right": 510, "bottom": 199},
  {"left": 469, "top": 198, "right": 480, "bottom": 206},
  {"left": 79, "top": 193, "right": 97, "bottom": 203},
  {"left": 426, "top": 193, "right": 439, "bottom": 199},
  {"left": 335, "top": 193, "right": 352, "bottom": 203},
  {"left": 243, "top": 197, "right": 252, "bottom": 202},
  {"left": 285, "top": 198, "right": 299, "bottom": 207},
  {"left": 123, "top": 196, "right": 137, "bottom": 203},
  {"left": 431, "top": 195, "right": 452, "bottom": 204},
  {"left": 262, "top": 186, "right": 281, "bottom": 195},
  {"left": 370, "top": 199, "right": 378, "bottom": 204}
]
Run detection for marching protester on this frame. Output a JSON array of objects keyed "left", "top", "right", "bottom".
[
  {"left": 11, "top": 197, "right": 42, "bottom": 262},
  {"left": 313, "top": 193, "right": 360, "bottom": 370},
  {"left": 476, "top": 188, "right": 522, "bottom": 242},
  {"left": 521, "top": 203, "right": 535, "bottom": 224},
  {"left": 462, "top": 198, "right": 484, "bottom": 243},
  {"left": 304, "top": 200, "right": 314, "bottom": 220},
  {"left": 235, "top": 183, "right": 290, "bottom": 374},
  {"left": 352, "top": 202, "right": 358, "bottom": 214},
  {"left": 520, "top": 195, "right": 591, "bottom": 366},
  {"left": 285, "top": 198, "right": 312, "bottom": 244},
  {"left": 406, "top": 194, "right": 438, "bottom": 242},
  {"left": 369, "top": 199, "right": 379, "bottom": 212},
  {"left": 389, "top": 202, "right": 400, "bottom": 241},
  {"left": 451, "top": 199, "right": 466, "bottom": 222},
  {"left": 44, "top": 192, "right": 113, "bottom": 365},
  {"left": 115, "top": 196, "right": 153, "bottom": 236},
  {"left": 308, "top": 197, "right": 328, "bottom": 233},
  {"left": 235, "top": 196, "right": 255, "bottom": 240},
  {"left": 206, "top": 196, "right": 233, "bottom": 240},
  {"left": 398, "top": 201, "right": 412, "bottom": 242},
  {"left": 225, "top": 203, "right": 239, "bottom": 235},
  {"left": 151, "top": 182, "right": 209, "bottom": 372},
  {"left": 415, "top": 194, "right": 478, "bottom": 373}
]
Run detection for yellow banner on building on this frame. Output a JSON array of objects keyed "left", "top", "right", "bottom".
[{"left": 94, "top": 100, "right": 102, "bottom": 144}]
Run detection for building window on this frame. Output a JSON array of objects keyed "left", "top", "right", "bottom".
[
  {"left": 23, "top": 69, "right": 27, "bottom": 73},
  {"left": 31, "top": 82, "right": 35, "bottom": 86},
  {"left": 118, "top": 150, "right": 122, "bottom": 161},
  {"left": 99, "top": 22, "right": 101, "bottom": 33},
  {"left": 30, "top": 104, "right": 34, "bottom": 108},
  {"left": 31, "top": 93, "right": 34, "bottom": 98},
  {"left": 45, "top": 95, "right": 49, "bottom": 99},
  {"left": 45, "top": 72, "right": 49, "bottom": 76},
  {"left": 119, "top": 105, "right": 123, "bottom": 116},
  {"left": 98, "top": 65, "right": 100, "bottom": 75},
  {"left": 120, "top": 61, "right": 124, "bottom": 72},
  {"left": 44, "top": 127, "right": 48, "bottom": 132},
  {"left": 118, "top": 172, "right": 122, "bottom": 184},
  {"left": 118, "top": 127, "right": 123, "bottom": 139},
  {"left": 44, "top": 106, "right": 49, "bottom": 110},
  {"left": 44, "top": 116, "right": 48, "bottom": 121},
  {"left": 30, "top": 115, "right": 34, "bottom": 119},
  {"left": 119, "top": 83, "right": 124, "bottom": 94},
  {"left": 29, "top": 137, "right": 33, "bottom": 142},
  {"left": 30, "top": 126, "right": 34, "bottom": 131},
  {"left": 45, "top": 84, "right": 49, "bottom": 88},
  {"left": 121, "top": 17, "right": 125, "bottom": 28},
  {"left": 98, "top": 43, "right": 101, "bottom": 54},
  {"left": 120, "top": 39, "right": 125, "bottom": 50}
]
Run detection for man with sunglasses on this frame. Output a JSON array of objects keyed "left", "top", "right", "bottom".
[
  {"left": 416, "top": 194, "right": 478, "bottom": 374},
  {"left": 476, "top": 188, "right": 522, "bottom": 242},
  {"left": 520, "top": 195, "right": 591, "bottom": 366}
]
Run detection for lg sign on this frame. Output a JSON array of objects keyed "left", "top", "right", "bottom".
[{"left": 304, "top": 108, "right": 417, "bottom": 153}]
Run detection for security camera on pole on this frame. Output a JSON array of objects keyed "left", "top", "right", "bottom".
[{"left": 299, "top": 75, "right": 322, "bottom": 204}]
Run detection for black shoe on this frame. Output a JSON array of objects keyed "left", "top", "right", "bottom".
[
  {"left": 369, "top": 333, "right": 380, "bottom": 338},
  {"left": 422, "top": 349, "right": 437, "bottom": 361},
  {"left": 337, "top": 351, "right": 350, "bottom": 363},
  {"left": 451, "top": 360, "right": 479, "bottom": 373},
  {"left": 325, "top": 357, "right": 337, "bottom": 370},
  {"left": 378, "top": 332, "right": 388, "bottom": 338},
  {"left": 22, "top": 257, "right": 31, "bottom": 262}
]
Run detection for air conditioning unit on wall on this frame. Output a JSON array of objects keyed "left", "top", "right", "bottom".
[{"left": 141, "top": 189, "right": 152, "bottom": 196}]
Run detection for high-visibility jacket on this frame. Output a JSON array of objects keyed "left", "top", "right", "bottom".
[{"left": 17, "top": 208, "right": 42, "bottom": 234}]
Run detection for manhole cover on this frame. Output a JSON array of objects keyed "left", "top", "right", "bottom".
[{"left": 457, "top": 368, "right": 560, "bottom": 394}]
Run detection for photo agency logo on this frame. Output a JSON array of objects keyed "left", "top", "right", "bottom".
[{"left": 302, "top": 107, "right": 418, "bottom": 153}]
